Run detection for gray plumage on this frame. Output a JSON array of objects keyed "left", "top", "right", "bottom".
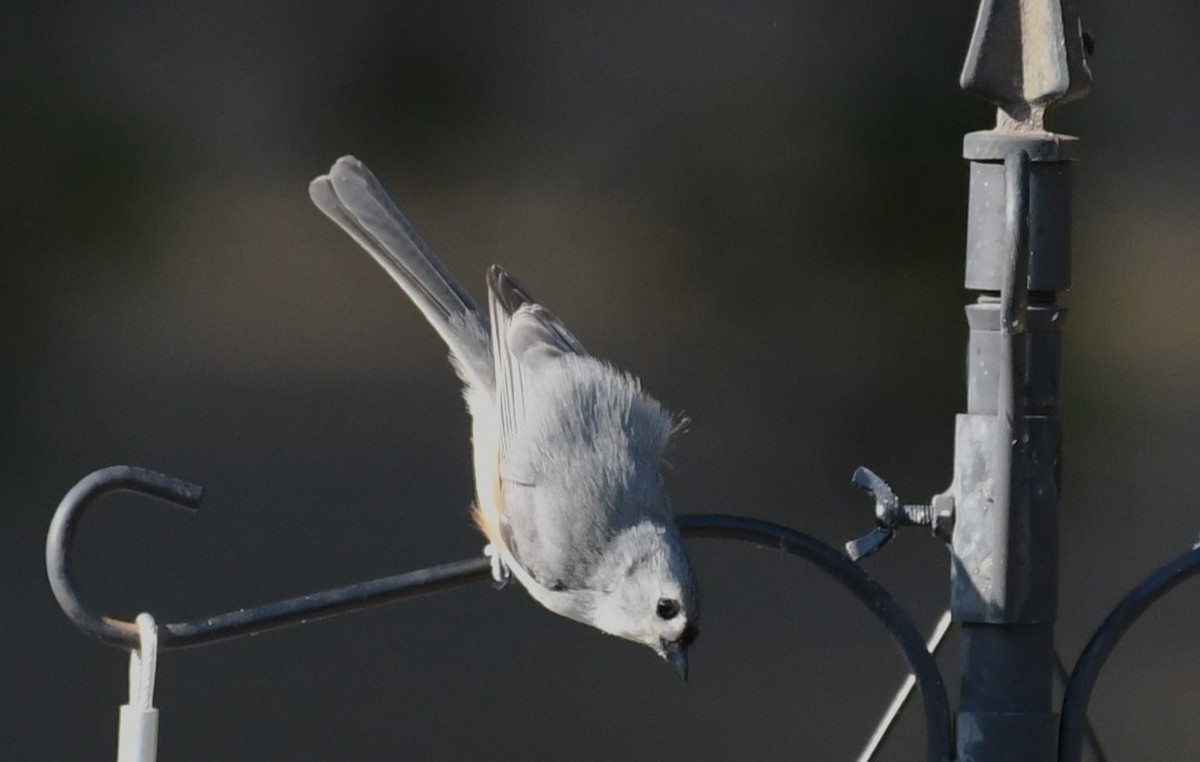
[
  {"left": 309, "top": 157, "right": 491, "bottom": 389},
  {"left": 310, "top": 156, "right": 699, "bottom": 677}
]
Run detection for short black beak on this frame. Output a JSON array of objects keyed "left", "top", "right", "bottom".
[{"left": 664, "top": 644, "right": 689, "bottom": 681}]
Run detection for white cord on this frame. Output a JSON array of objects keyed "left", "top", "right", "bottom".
[
  {"left": 117, "top": 613, "right": 160, "bottom": 762},
  {"left": 128, "top": 613, "right": 158, "bottom": 710}
]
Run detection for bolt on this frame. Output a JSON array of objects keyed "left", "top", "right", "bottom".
[
  {"left": 931, "top": 494, "right": 956, "bottom": 543},
  {"left": 900, "top": 503, "right": 933, "bottom": 526}
]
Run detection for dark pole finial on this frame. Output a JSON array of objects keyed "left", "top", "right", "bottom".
[{"left": 961, "top": 0, "right": 1093, "bottom": 130}]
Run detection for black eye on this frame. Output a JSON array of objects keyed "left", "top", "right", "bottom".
[{"left": 656, "top": 598, "right": 681, "bottom": 620}]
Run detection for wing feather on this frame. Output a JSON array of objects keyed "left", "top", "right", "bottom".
[{"left": 486, "top": 265, "right": 586, "bottom": 458}]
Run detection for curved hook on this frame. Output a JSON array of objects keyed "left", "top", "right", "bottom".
[
  {"left": 48, "top": 468, "right": 952, "bottom": 761},
  {"left": 45, "top": 466, "right": 493, "bottom": 651},
  {"left": 46, "top": 466, "right": 204, "bottom": 649},
  {"left": 678, "top": 515, "right": 953, "bottom": 762},
  {"left": 1058, "top": 543, "right": 1200, "bottom": 762}
]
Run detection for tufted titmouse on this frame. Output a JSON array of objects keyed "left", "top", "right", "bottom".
[{"left": 309, "top": 156, "right": 699, "bottom": 678}]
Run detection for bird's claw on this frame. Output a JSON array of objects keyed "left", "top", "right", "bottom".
[{"left": 483, "top": 543, "right": 511, "bottom": 589}]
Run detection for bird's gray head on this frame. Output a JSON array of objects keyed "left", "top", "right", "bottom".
[{"left": 588, "top": 521, "right": 700, "bottom": 679}]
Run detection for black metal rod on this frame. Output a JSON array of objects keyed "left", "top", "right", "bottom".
[
  {"left": 47, "top": 466, "right": 953, "bottom": 761},
  {"left": 45, "top": 465, "right": 494, "bottom": 650},
  {"left": 1053, "top": 651, "right": 1108, "bottom": 762},
  {"left": 1058, "top": 544, "right": 1200, "bottom": 762},
  {"left": 46, "top": 466, "right": 205, "bottom": 649}
]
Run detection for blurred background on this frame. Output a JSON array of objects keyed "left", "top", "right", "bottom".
[{"left": 4, "top": 1, "right": 1199, "bottom": 759}]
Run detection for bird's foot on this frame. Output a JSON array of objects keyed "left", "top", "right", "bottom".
[{"left": 483, "top": 543, "right": 511, "bottom": 589}]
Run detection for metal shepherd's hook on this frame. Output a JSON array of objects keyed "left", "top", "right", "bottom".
[{"left": 46, "top": 465, "right": 954, "bottom": 761}]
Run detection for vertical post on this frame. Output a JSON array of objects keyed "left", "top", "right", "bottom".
[{"left": 952, "top": 2, "right": 1091, "bottom": 760}]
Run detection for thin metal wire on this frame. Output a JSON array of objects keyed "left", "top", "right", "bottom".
[{"left": 856, "top": 610, "right": 953, "bottom": 762}]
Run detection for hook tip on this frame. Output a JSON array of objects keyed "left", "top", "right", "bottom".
[{"left": 117, "top": 466, "right": 205, "bottom": 511}]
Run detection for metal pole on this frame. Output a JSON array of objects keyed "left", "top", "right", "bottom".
[{"left": 952, "top": 2, "right": 1090, "bottom": 760}]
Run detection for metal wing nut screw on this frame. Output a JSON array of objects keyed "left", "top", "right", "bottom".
[{"left": 845, "top": 467, "right": 955, "bottom": 562}]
